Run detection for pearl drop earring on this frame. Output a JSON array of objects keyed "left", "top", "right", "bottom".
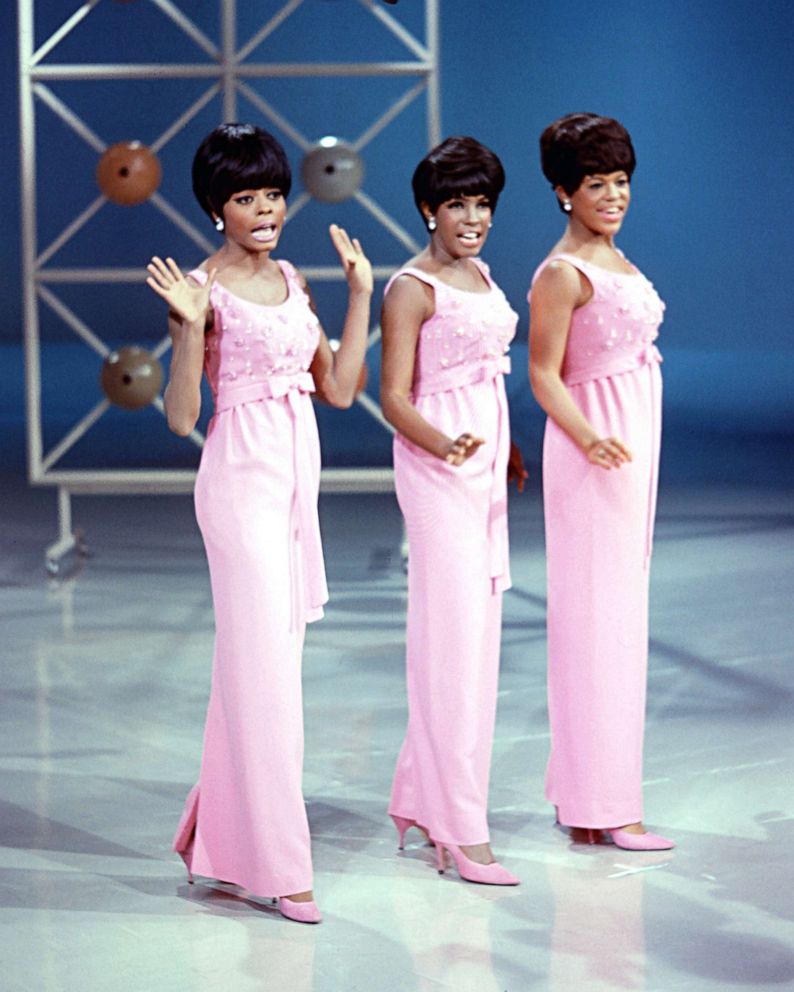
[
  {"left": 215, "top": 217, "right": 224, "bottom": 232},
  {"left": 427, "top": 217, "right": 437, "bottom": 231},
  {"left": 562, "top": 201, "right": 572, "bottom": 213}
]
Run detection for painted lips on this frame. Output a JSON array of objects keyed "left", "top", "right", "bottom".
[{"left": 251, "top": 225, "right": 278, "bottom": 242}]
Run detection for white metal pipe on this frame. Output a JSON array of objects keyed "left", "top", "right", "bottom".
[
  {"left": 285, "top": 190, "right": 311, "bottom": 223},
  {"left": 150, "top": 0, "right": 220, "bottom": 60},
  {"left": 236, "top": 0, "right": 305, "bottom": 64},
  {"left": 40, "top": 399, "right": 111, "bottom": 474},
  {"left": 291, "top": 265, "right": 396, "bottom": 280},
  {"left": 151, "top": 83, "right": 222, "bottom": 154},
  {"left": 357, "top": 0, "right": 429, "bottom": 62},
  {"left": 36, "top": 196, "right": 107, "bottom": 269},
  {"left": 235, "top": 81, "right": 313, "bottom": 151},
  {"left": 150, "top": 192, "right": 216, "bottom": 254},
  {"left": 426, "top": 0, "right": 441, "bottom": 145},
  {"left": 38, "top": 267, "right": 153, "bottom": 283},
  {"left": 57, "top": 485, "right": 73, "bottom": 543},
  {"left": 353, "top": 78, "right": 427, "bottom": 153},
  {"left": 19, "top": 0, "right": 43, "bottom": 481},
  {"left": 150, "top": 334, "right": 173, "bottom": 361},
  {"left": 37, "top": 264, "right": 397, "bottom": 284},
  {"left": 37, "top": 284, "right": 111, "bottom": 357},
  {"left": 32, "top": 83, "right": 106, "bottom": 151},
  {"left": 31, "top": 0, "right": 101, "bottom": 67},
  {"left": 355, "top": 389, "right": 394, "bottom": 435},
  {"left": 222, "top": 0, "right": 237, "bottom": 121},
  {"left": 30, "top": 62, "right": 431, "bottom": 80},
  {"left": 354, "top": 189, "right": 421, "bottom": 254},
  {"left": 35, "top": 468, "right": 394, "bottom": 494},
  {"left": 240, "top": 61, "right": 432, "bottom": 78}
]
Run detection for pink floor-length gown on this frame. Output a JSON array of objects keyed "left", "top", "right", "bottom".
[
  {"left": 530, "top": 253, "right": 665, "bottom": 829},
  {"left": 388, "top": 260, "right": 518, "bottom": 846},
  {"left": 172, "top": 260, "right": 328, "bottom": 897}
]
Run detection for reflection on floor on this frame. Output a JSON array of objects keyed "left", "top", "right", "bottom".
[{"left": 1, "top": 480, "right": 793, "bottom": 992}]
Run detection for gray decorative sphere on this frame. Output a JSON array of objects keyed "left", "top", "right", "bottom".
[{"left": 301, "top": 138, "right": 364, "bottom": 204}]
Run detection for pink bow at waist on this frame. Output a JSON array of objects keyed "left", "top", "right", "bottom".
[
  {"left": 413, "top": 354, "right": 511, "bottom": 398},
  {"left": 214, "top": 371, "right": 315, "bottom": 413},
  {"left": 213, "top": 368, "right": 327, "bottom": 626},
  {"left": 563, "top": 343, "right": 662, "bottom": 388}
]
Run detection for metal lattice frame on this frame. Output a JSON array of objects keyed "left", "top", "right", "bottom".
[{"left": 19, "top": 0, "right": 440, "bottom": 568}]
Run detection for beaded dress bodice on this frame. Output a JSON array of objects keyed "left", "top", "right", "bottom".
[
  {"left": 190, "top": 260, "right": 321, "bottom": 399},
  {"left": 388, "top": 260, "right": 517, "bottom": 396},
  {"left": 531, "top": 253, "right": 664, "bottom": 386}
]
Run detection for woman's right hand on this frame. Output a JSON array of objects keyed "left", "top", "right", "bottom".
[
  {"left": 445, "top": 432, "right": 485, "bottom": 466},
  {"left": 146, "top": 256, "right": 216, "bottom": 325},
  {"left": 586, "top": 436, "right": 632, "bottom": 470}
]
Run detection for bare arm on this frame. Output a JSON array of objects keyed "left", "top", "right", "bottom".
[
  {"left": 309, "top": 225, "right": 373, "bottom": 409},
  {"left": 380, "top": 275, "right": 484, "bottom": 465},
  {"left": 529, "top": 261, "right": 631, "bottom": 469},
  {"left": 146, "top": 256, "right": 214, "bottom": 436}
]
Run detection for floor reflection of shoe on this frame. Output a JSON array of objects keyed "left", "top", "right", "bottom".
[
  {"left": 433, "top": 841, "right": 520, "bottom": 885},
  {"left": 607, "top": 828, "right": 675, "bottom": 851},
  {"left": 277, "top": 897, "right": 323, "bottom": 924}
]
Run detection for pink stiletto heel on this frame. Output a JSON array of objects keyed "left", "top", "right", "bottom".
[
  {"left": 390, "top": 814, "right": 429, "bottom": 850},
  {"left": 277, "top": 897, "right": 322, "bottom": 924},
  {"left": 607, "top": 828, "right": 675, "bottom": 851},
  {"left": 433, "top": 841, "right": 520, "bottom": 886},
  {"left": 391, "top": 814, "right": 414, "bottom": 849}
]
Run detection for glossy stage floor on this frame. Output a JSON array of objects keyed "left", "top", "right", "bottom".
[{"left": 2, "top": 479, "right": 793, "bottom": 992}]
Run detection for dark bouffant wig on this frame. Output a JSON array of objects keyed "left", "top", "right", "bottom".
[
  {"left": 412, "top": 136, "right": 505, "bottom": 227},
  {"left": 540, "top": 113, "right": 636, "bottom": 203},
  {"left": 192, "top": 123, "right": 292, "bottom": 220}
]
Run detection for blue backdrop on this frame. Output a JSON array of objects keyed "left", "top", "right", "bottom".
[{"left": 2, "top": 1, "right": 792, "bottom": 483}]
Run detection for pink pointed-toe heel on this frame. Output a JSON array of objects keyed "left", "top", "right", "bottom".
[
  {"left": 434, "top": 842, "right": 520, "bottom": 886},
  {"left": 390, "top": 814, "right": 429, "bottom": 850},
  {"left": 277, "top": 896, "right": 323, "bottom": 924},
  {"left": 607, "top": 828, "right": 675, "bottom": 851}
]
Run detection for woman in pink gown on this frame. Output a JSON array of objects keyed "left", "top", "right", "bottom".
[
  {"left": 529, "top": 113, "right": 674, "bottom": 851},
  {"left": 381, "top": 136, "right": 526, "bottom": 885},
  {"left": 145, "top": 124, "right": 372, "bottom": 922}
]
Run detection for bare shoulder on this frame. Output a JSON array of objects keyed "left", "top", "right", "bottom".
[
  {"left": 282, "top": 259, "right": 306, "bottom": 288},
  {"left": 533, "top": 258, "right": 587, "bottom": 305},
  {"left": 536, "top": 258, "right": 582, "bottom": 288},
  {"left": 386, "top": 271, "right": 432, "bottom": 303}
]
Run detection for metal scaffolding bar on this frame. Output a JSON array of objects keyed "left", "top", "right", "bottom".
[{"left": 20, "top": 0, "right": 440, "bottom": 568}]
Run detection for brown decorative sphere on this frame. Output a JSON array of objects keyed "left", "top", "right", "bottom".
[
  {"left": 100, "top": 346, "right": 164, "bottom": 410},
  {"left": 96, "top": 141, "right": 161, "bottom": 206}
]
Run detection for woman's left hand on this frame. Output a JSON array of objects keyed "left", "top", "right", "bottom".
[
  {"left": 507, "top": 441, "right": 528, "bottom": 492},
  {"left": 330, "top": 224, "right": 373, "bottom": 297}
]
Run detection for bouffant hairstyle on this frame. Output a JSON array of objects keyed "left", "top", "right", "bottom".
[
  {"left": 192, "top": 123, "right": 292, "bottom": 220},
  {"left": 540, "top": 113, "right": 635, "bottom": 207},
  {"left": 412, "top": 136, "right": 505, "bottom": 228}
]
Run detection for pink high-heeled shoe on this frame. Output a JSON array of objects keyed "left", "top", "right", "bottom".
[
  {"left": 434, "top": 841, "right": 520, "bottom": 886},
  {"left": 390, "top": 814, "right": 429, "bottom": 850},
  {"left": 607, "top": 828, "right": 675, "bottom": 851},
  {"left": 277, "top": 897, "right": 322, "bottom": 924}
]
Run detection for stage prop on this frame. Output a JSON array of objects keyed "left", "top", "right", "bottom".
[{"left": 19, "top": 0, "right": 440, "bottom": 573}]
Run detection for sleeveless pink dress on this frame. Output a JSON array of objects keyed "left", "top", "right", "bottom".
[
  {"left": 387, "top": 260, "right": 518, "bottom": 846},
  {"left": 530, "top": 252, "right": 665, "bottom": 828},
  {"left": 172, "top": 259, "right": 327, "bottom": 897}
]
